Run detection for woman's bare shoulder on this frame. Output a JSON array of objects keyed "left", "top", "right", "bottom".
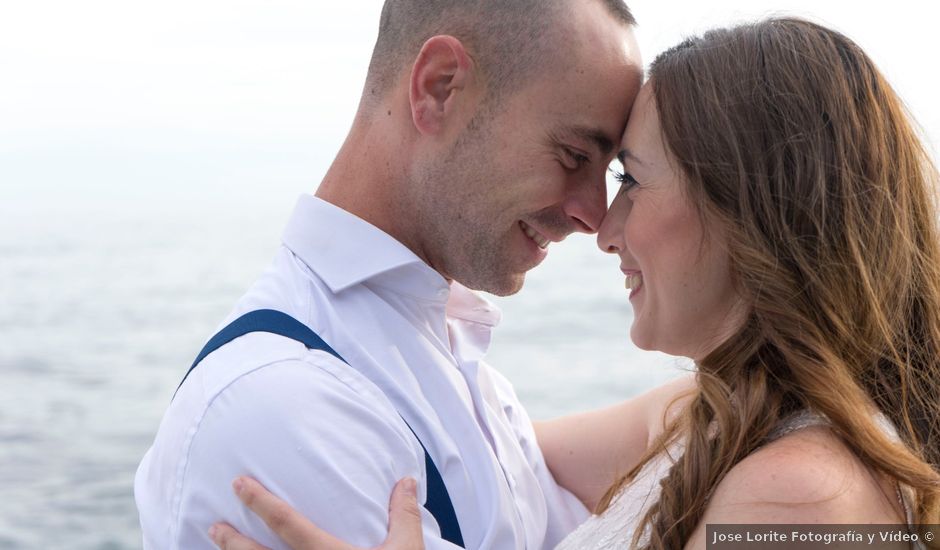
[
  {"left": 683, "top": 426, "right": 905, "bottom": 549},
  {"left": 703, "top": 426, "right": 903, "bottom": 522}
]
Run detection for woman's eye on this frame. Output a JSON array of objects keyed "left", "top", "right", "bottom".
[{"left": 611, "top": 169, "right": 640, "bottom": 192}]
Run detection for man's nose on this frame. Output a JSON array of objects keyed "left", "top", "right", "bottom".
[{"left": 561, "top": 174, "right": 608, "bottom": 234}]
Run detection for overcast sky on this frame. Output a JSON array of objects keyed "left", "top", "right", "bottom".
[{"left": 2, "top": 1, "right": 937, "bottom": 203}]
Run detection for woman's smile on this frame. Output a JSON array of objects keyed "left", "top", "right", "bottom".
[{"left": 622, "top": 269, "right": 643, "bottom": 297}]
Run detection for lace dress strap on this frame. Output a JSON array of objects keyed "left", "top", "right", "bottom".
[{"left": 765, "top": 409, "right": 830, "bottom": 442}]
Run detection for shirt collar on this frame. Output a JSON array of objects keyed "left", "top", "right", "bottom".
[
  {"left": 282, "top": 195, "right": 448, "bottom": 298},
  {"left": 447, "top": 282, "right": 503, "bottom": 327},
  {"left": 283, "top": 195, "right": 503, "bottom": 326}
]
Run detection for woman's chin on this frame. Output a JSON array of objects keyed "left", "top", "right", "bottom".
[{"left": 628, "top": 326, "right": 655, "bottom": 352}]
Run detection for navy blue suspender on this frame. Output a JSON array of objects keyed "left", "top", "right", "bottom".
[{"left": 176, "top": 309, "right": 465, "bottom": 548}]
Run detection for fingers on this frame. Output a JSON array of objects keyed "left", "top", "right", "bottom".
[
  {"left": 230, "top": 476, "right": 357, "bottom": 550},
  {"left": 215, "top": 476, "right": 422, "bottom": 550},
  {"left": 209, "top": 522, "right": 271, "bottom": 550},
  {"left": 380, "top": 478, "right": 426, "bottom": 550}
]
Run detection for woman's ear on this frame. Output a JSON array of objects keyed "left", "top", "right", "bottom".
[{"left": 409, "top": 35, "right": 476, "bottom": 135}]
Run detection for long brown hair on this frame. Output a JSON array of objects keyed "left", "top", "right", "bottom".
[{"left": 598, "top": 18, "right": 940, "bottom": 547}]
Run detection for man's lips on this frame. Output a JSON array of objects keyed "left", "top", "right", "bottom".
[{"left": 519, "top": 221, "right": 551, "bottom": 249}]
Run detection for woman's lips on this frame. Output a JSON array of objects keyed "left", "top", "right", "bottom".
[{"left": 622, "top": 269, "right": 643, "bottom": 295}]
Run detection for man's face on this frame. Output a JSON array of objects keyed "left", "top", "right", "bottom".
[{"left": 413, "top": 5, "right": 643, "bottom": 296}]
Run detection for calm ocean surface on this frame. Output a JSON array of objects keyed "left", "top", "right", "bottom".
[{"left": 0, "top": 188, "right": 685, "bottom": 549}]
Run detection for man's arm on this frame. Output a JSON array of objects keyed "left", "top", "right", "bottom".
[
  {"left": 208, "top": 477, "right": 425, "bottom": 550},
  {"left": 141, "top": 357, "right": 455, "bottom": 549}
]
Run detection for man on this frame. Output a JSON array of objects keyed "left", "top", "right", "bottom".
[{"left": 135, "top": 0, "right": 643, "bottom": 548}]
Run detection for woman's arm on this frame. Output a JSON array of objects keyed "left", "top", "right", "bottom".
[{"left": 534, "top": 373, "right": 696, "bottom": 511}]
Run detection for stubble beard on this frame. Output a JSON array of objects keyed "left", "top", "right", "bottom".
[
  {"left": 450, "top": 225, "right": 526, "bottom": 297},
  {"left": 418, "top": 171, "right": 525, "bottom": 297},
  {"left": 412, "top": 125, "right": 525, "bottom": 296}
]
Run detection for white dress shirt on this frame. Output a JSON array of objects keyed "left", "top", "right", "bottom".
[{"left": 135, "top": 195, "right": 588, "bottom": 549}]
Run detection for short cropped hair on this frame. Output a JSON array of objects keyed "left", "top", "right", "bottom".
[{"left": 362, "top": 0, "right": 636, "bottom": 107}]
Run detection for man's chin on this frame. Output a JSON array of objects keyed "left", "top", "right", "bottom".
[
  {"left": 472, "top": 272, "right": 526, "bottom": 297},
  {"left": 447, "top": 252, "right": 532, "bottom": 296}
]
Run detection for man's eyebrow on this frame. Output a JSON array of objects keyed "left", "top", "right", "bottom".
[
  {"left": 618, "top": 148, "right": 644, "bottom": 166},
  {"left": 558, "top": 125, "right": 616, "bottom": 157}
]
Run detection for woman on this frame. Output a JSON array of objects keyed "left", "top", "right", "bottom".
[{"left": 210, "top": 17, "right": 940, "bottom": 549}]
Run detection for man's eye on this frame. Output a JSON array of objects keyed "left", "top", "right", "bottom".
[{"left": 563, "top": 148, "right": 590, "bottom": 169}]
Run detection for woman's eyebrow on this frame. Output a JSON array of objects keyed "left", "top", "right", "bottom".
[{"left": 618, "top": 148, "right": 645, "bottom": 166}]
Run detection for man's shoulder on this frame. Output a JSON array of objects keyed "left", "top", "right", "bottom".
[
  {"left": 136, "top": 346, "right": 426, "bottom": 550},
  {"left": 136, "top": 334, "right": 425, "bottom": 538},
  {"left": 176, "top": 330, "right": 402, "bottom": 431},
  {"left": 192, "top": 353, "right": 417, "bottom": 455}
]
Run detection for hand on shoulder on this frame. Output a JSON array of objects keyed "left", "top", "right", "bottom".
[{"left": 209, "top": 477, "right": 425, "bottom": 550}]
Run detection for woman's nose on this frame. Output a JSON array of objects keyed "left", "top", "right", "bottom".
[{"left": 596, "top": 196, "right": 628, "bottom": 254}]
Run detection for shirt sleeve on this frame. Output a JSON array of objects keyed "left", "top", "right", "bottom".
[{"left": 169, "top": 356, "right": 461, "bottom": 550}]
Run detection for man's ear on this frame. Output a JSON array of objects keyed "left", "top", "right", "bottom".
[{"left": 409, "top": 35, "right": 476, "bottom": 136}]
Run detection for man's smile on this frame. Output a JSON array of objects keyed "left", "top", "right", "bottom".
[{"left": 519, "top": 221, "right": 551, "bottom": 249}]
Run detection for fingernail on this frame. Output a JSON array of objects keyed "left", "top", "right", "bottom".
[
  {"left": 233, "top": 477, "right": 244, "bottom": 495},
  {"left": 208, "top": 524, "right": 218, "bottom": 539},
  {"left": 403, "top": 477, "right": 417, "bottom": 496}
]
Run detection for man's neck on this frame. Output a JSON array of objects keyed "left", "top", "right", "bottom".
[{"left": 314, "top": 114, "right": 431, "bottom": 268}]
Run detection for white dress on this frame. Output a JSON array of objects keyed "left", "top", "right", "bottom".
[{"left": 554, "top": 411, "right": 917, "bottom": 550}]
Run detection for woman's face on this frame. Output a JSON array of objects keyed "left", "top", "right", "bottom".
[{"left": 598, "top": 84, "right": 746, "bottom": 361}]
